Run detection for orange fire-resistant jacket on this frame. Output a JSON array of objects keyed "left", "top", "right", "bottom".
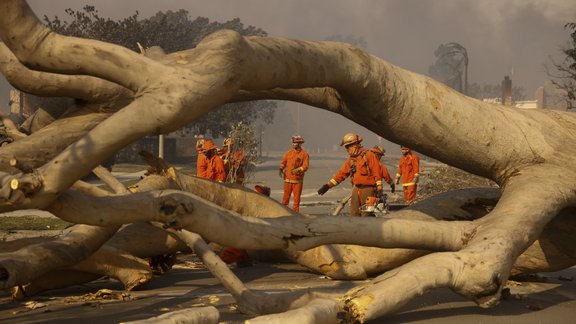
[
  {"left": 328, "top": 148, "right": 382, "bottom": 188},
  {"left": 280, "top": 148, "right": 309, "bottom": 182},
  {"left": 196, "top": 153, "right": 209, "bottom": 178},
  {"left": 379, "top": 161, "right": 394, "bottom": 185},
  {"left": 396, "top": 153, "right": 420, "bottom": 186},
  {"left": 207, "top": 154, "right": 226, "bottom": 182}
]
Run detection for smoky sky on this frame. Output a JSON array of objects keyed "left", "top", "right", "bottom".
[
  {"left": 26, "top": 0, "right": 575, "bottom": 92},
  {"left": 3, "top": 1, "right": 576, "bottom": 153}
]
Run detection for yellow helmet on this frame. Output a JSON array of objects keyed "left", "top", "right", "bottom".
[
  {"left": 291, "top": 135, "right": 305, "bottom": 144},
  {"left": 370, "top": 145, "right": 385, "bottom": 155},
  {"left": 340, "top": 133, "right": 363, "bottom": 147}
]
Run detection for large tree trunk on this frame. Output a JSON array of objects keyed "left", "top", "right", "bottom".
[{"left": 1, "top": 1, "right": 575, "bottom": 322}]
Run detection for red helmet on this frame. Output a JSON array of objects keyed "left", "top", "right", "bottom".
[
  {"left": 340, "top": 133, "right": 363, "bottom": 147},
  {"left": 291, "top": 135, "right": 305, "bottom": 144},
  {"left": 370, "top": 145, "right": 385, "bottom": 155},
  {"left": 202, "top": 139, "right": 218, "bottom": 151},
  {"left": 254, "top": 185, "right": 271, "bottom": 196}
]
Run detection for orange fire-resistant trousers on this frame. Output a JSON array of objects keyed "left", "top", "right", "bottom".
[
  {"left": 350, "top": 185, "right": 377, "bottom": 217},
  {"left": 282, "top": 181, "right": 303, "bottom": 212},
  {"left": 403, "top": 184, "right": 417, "bottom": 205}
]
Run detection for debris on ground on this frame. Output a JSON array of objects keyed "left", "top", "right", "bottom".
[
  {"left": 417, "top": 164, "right": 499, "bottom": 202},
  {"left": 64, "top": 289, "right": 132, "bottom": 304}
]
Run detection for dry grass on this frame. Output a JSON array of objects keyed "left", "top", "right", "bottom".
[
  {"left": 0, "top": 216, "right": 71, "bottom": 230},
  {"left": 417, "top": 165, "right": 499, "bottom": 203}
]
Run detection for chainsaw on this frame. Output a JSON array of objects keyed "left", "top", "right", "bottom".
[{"left": 360, "top": 193, "right": 389, "bottom": 215}]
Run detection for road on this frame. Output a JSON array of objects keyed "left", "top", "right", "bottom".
[
  {"left": 252, "top": 151, "right": 406, "bottom": 215},
  {"left": 2, "top": 153, "right": 575, "bottom": 323}
]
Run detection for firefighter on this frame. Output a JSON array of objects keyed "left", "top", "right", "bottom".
[
  {"left": 220, "top": 137, "right": 246, "bottom": 184},
  {"left": 395, "top": 146, "right": 420, "bottom": 205},
  {"left": 279, "top": 135, "right": 309, "bottom": 212},
  {"left": 195, "top": 138, "right": 209, "bottom": 178},
  {"left": 202, "top": 139, "right": 226, "bottom": 182},
  {"left": 370, "top": 145, "right": 396, "bottom": 193},
  {"left": 317, "top": 133, "right": 382, "bottom": 216}
]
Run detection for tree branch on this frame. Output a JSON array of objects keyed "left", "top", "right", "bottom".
[
  {"left": 0, "top": 42, "right": 133, "bottom": 102},
  {"left": 0, "top": 0, "right": 167, "bottom": 91},
  {"left": 48, "top": 189, "right": 469, "bottom": 253},
  {"left": 342, "top": 166, "right": 576, "bottom": 321},
  {"left": 0, "top": 224, "right": 119, "bottom": 288}
]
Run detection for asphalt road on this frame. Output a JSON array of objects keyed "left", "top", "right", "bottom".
[
  {"left": 1, "top": 259, "right": 574, "bottom": 324},
  {"left": 1, "top": 153, "right": 575, "bottom": 323},
  {"left": 252, "top": 151, "right": 407, "bottom": 215}
]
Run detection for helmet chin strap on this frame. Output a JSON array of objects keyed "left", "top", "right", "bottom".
[{"left": 349, "top": 146, "right": 361, "bottom": 157}]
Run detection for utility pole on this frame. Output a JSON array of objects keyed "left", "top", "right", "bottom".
[
  {"left": 259, "top": 130, "right": 263, "bottom": 158},
  {"left": 296, "top": 103, "right": 301, "bottom": 135},
  {"left": 158, "top": 134, "right": 164, "bottom": 158}
]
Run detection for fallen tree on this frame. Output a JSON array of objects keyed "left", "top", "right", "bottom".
[{"left": 1, "top": 0, "right": 576, "bottom": 322}]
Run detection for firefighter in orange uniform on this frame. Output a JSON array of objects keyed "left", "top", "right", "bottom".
[
  {"left": 195, "top": 138, "right": 209, "bottom": 178},
  {"left": 220, "top": 137, "right": 246, "bottom": 184},
  {"left": 279, "top": 135, "right": 309, "bottom": 212},
  {"left": 317, "top": 133, "right": 383, "bottom": 216},
  {"left": 370, "top": 145, "right": 396, "bottom": 193},
  {"left": 395, "top": 146, "right": 420, "bottom": 205},
  {"left": 202, "top": 139, "right": 226, "bottom": 182}
]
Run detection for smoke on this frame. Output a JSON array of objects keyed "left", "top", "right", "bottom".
[
  {"left": 4, "top": 0, "right": 575, "bottom": 153},
  {"left": 24, "top": 1, "right": 575, "bottom": 92},
  {"left": 466, "top": 0, "right": 575, "bottom": 24}
]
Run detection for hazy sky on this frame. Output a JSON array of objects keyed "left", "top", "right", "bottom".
[
  {"left": 3, "top": 1, "right": 576, "bottom": 152},
  {"left": 25, "top": 0, "right": 575, "bottom": 92}
]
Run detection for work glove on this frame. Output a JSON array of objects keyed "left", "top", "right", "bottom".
[
  {"left": 395, "top": 177, "right": 400, "bottom": 185},
  {"left": 376, "top": 185, "right": 383, "bottom": 198},
  {"left": 317, "top": 184, "right": 330, "bottom": 195},
  {"left": 390, "top": 183, "right": 396, "bottom": 193},
  {"left": 290, "top": 167, "right": 302, "bottom": 175},
  {"left": 278, "top": 169, "right": 284, "bottom": 178},
  {"left": 414, "top": 175, "right": 419, "bottom": 184}
]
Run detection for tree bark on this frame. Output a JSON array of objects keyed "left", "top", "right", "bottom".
[{"left": 1, "top": 0, "right": 576, "bottom": 322}]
